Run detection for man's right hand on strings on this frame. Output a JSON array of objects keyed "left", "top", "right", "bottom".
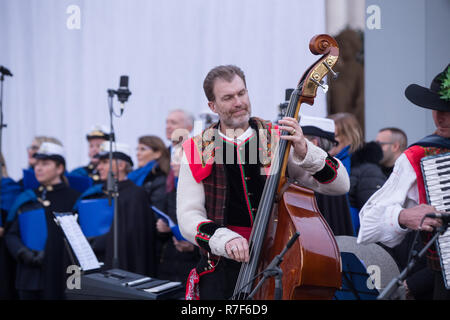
[{"left": 225, "top": 237, "right": 249, "bottom": 263}]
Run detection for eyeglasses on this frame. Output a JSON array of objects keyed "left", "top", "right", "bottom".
[
  {"left": 27, "top": 145, "right": 40, "bottom": 151},
  {"left": 376, "top": 141, "right": 393, "bottom": 146}
]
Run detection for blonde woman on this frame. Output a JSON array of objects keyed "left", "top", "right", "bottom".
[
  {"left": 328, "top": 112, "right": 386, "bottom": 234},
  {"left": 328, "top": 112, "right": 364, "bottom": 174}
]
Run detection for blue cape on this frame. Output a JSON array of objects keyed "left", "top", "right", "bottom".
[
  {"left": 73, "top": 183, "right": 104, "bottom": 212},
  {"left": 72, "top": 183, "right": 115, "bottom": 238},
  {"left": 22, "top": 168, "right": 93, "bottom": 193},
  {"left": 69, "top": 166, "right": 89, "bottom": 177},
  {"left": 127, "top": 160, "right": 157, "bottom": 187},
  {"left": 6, "top": 189, "right": 37, "bottom": 223},
  {"left": 22, "top": 168, "right": 39, "bottom": 190},
  {"left": 1, "top": 178, "right": 23, "bottom": 211}
]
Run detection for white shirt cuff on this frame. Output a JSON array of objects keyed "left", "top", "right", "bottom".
[
  {"left": 290, "top": 139, "right": 327, "bottom": 174},
  {"left": 209, "top": 227, "right": 244, "bottom": 258}
]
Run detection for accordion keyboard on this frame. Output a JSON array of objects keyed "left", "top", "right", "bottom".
[{"left": 421, "top": 152, "right": 450, "bottom": 288}]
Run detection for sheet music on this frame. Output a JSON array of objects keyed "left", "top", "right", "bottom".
[
  {"left": 151, "top": 206, "right": 175, "bottom": 227},
  {"left": 54, "top": 213, "right": 101, "bottom": 271}
]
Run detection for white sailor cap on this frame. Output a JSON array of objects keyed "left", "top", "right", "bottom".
[
  {"left": 96, "top": 141, "right": 133, "bottom": 166},
  {"left": 299, "top": 115, "right": 338, "bottom": 144},
  {"left": 33, "top": 142, "right": 66, "bottom": 165},
  {"left": 86, "top": 124, "right": 110, "bottom": 141}
]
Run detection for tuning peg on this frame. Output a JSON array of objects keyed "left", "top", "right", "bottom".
[
  {"left": 310, "top": 78, "right": 329, "bottom": 93},
  {"left": 322, "top": 61, "right": 339, "bottom": 79}
]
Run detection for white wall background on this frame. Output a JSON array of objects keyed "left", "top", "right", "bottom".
[
  {"left": 364, "top": 0, "right": 450, "bottom": 143},
  {"left": 0, "top": 0, "right": 327, "bottom": 180},
  {"left": 325, "top": 0, "right": 365, "bottom": 35}
]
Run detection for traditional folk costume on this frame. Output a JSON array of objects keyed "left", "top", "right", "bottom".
[
  {"left": 358, "top": 64, "right": 450, "bottom": 299},
  {"left": 177, "top": 117, "right": 350, "bottom": 300}
]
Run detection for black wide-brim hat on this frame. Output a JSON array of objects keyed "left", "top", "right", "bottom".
[{"left": 405, "top": 64, "right": 450, "bottom": 112}]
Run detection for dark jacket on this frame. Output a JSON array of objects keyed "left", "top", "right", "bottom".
[
  {"left": 5, "top": 183, "right": 80, "bottom": 299},
  {"left": 142, "top": 166, "right": 167, "bottom": 211},
  {"left": 80, "top": 180, "right": 157, "bottom": 277},
  {"left": 156, "top": 188, "right": 200, "bottom": 285},
  {"left": 349, "top": 142, "right": 387, "bottom": 210},
  {"left": 315, "top": 193, "right": 354, "bottom": 236}
]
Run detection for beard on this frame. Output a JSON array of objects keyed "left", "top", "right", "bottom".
[{"left": 221, "top": 105, "right": 251, "bottom": 130}]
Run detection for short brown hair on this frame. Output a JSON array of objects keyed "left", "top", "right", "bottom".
[
  {"left": 138, "top": 135, "right": 170, "bottom": 175},
  {"left": 379, "top": 127, "right": 408, "bottom": 151},
  {"left": 203, "top": 65, "right": 246, "bottom": 102}
]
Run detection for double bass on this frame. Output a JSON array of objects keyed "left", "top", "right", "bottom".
[{"left": 232, "top": 34, "right": 342, "bottom": 300}]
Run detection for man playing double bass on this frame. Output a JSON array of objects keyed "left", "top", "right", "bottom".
[{"left": 177, "top": 65, "right": 350, "bottom": 300}]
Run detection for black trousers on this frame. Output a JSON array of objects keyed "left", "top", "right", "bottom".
[
  {"left": 199, "top": 258, "right": 241, "bottom": 300},
  {"left": 433, "top": 271, "right": 450, "bottom": 300}
]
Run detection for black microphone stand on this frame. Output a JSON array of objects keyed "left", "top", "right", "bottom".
[
  {"left": 105, "top": 77, "right": 131, "bottom": 269},
  {"left": 377, "top": 224, "right": 449, "bottom": 300},
  {"left": 247, "top": 232, "right": 300, "bottom": 300},
  {"left": 106, "top": 89, "right": 120, "bottom": 269}
]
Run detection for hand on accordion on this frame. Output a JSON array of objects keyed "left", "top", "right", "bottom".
[{"left": 399, "top": 204, "right": 443, "bottom": 232}]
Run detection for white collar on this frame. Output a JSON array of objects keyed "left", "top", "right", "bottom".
[{"left": 218, "top": 125, "right": 254, "bottom": 144}]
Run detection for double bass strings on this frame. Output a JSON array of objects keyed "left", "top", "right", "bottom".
[
  {"left": 232, "top": 88, "right": 301, "bottom": 300},
  {"left": 232, "top": 155, "right": 281, "bottom": 299}
]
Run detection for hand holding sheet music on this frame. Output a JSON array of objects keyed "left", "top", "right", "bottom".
[{"left": 151, "top": 206, "right": 186, "bottom": 241}]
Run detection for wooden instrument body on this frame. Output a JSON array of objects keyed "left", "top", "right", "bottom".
[{"left": 255, "top": 184, "right": 341, "bottom": 300}]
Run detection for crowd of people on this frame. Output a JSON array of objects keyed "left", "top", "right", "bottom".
[
  {"left": 0, "top": 109, "right": 200, "bottom": 300},
  {"left": 0, "top": 63, "right": 448, "bottom": 300}
]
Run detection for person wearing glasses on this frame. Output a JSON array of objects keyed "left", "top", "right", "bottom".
[
  {"left": 26, "top": 137, "right": 62, "bottom": 171},
  {"left": 375, "top": 127, "right": 408, "bottom": 177}
]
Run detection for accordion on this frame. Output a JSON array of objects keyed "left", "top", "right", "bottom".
[{"left": 421, "top": 152, "right": 450, "bottom": 288}]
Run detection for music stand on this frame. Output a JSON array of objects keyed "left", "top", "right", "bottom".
[
  {"left": 53, "top": 212, "right": 102, "bottom": 273},
  {"left": 334, "top": 252, "right": 379, "bottom": 300},
  {"left": 334, "top": 236, "right": 402, "bottom": 300}
]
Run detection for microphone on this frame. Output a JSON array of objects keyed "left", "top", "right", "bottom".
[
  {"left": 0, "top": 66, "right": 13, "bottom": 77},
  {"left": 425, "top": 213, "right": 450, "bottom": 223},
  {"left": 116, "top": 75, "right": 131, "bottom": 104},
  {"left": 107, "top": 75, "right": 132, "bottom": 115}
]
